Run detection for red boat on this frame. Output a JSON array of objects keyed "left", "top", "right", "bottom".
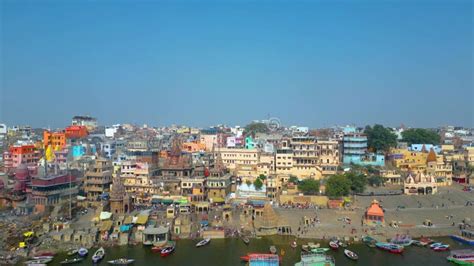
[
  {"left": 329, "top": 241, "right": 339, "bottom": 250},
  {"left": 151, "top": 246, "right": 162, "bottom": 253},
  {"left": 419, "top": 237, "right": 434, "bottom": 245},
  {"left": 34, "top": 251, "right": 55, "bottom": 257},
  {"left": 160, "top": 246, "right": 175, "bottom": 257}
]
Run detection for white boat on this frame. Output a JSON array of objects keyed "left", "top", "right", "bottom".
[
  {"left": 270, "top": 245, "right": 277, "bottom": 254},
  {"left": 31, "top": 256, "right": 54, "bottom": 260},
  {"left": 24, "top": 258, "right": 52, "bottom": 265},
  {"left": 60, "top": 257, "right": 84, "bottom": 264},
  {"left": 92, "top": 247, "right": 105, "bottom": 263},
  {"left": 196, "top": 238, "right": 211, "bottom": 247},
  {"left": 344, "top": 249, "right": 359, "bottom": 260},
  {"left": 78, "top": 247, "right": 88, "bottom": 257},
  {"left": 108, "top": 258, "right": 135, "bottom": 265}
]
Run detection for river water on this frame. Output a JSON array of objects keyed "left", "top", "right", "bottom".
[{"left": 46, "top": 236, "right": 467, "bottom": 266}]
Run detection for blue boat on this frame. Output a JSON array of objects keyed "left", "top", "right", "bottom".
[
  {"left": 78, "top": 247, "right": 88, "bottom": 257},
  {"left": 450, "top": 230, "right": 474, "bottom": 246}
]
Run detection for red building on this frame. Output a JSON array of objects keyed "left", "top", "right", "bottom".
[{"left": 65, "top": 125, "right": 89, "bottom": 139}]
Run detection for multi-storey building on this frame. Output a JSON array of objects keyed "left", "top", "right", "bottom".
[
  {"left": 30, "top": 172, "right": 78, "bottom": 213},
  {"left": 43, "top": 130, "right": 67, "bottom": 150},
  {"left": 275, "top": 148, "right": 293, "bottom": 175},
  {"left": 72, "top": 115, "right": 98, "bottom": 132},
  {"left": 122, "top": 161, "right": 158, "bottom": 202},
  {"left": 84, "top": 158, "right": 113, "bottom": 206},
  {"left": 3, "top": 143, "right": 40, "bottom": 173},
  {"left": 219, "top": 148, "right": 259, "bottom": 178},
  {"left": 343, "top": 131, "right": 384, "bottom": 166}
]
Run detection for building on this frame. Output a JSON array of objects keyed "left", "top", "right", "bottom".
[
  {"left": 65, "top": 125, "right": 89, "bottom": 139},
  {"left": 72, "top": 116, "right": 98, "bottom": 132},
  {"left": 343, "top": 132, "right": 385, "bottom": 166},
  {"left": 43, "top": 130, "right": 67, "bottom": 150},
  {"left": 84, "top": 158, "right": 113, "bottom": 206},
  {"left": 364, "top": 199, "right": 385, "bottom": 226},
  {"left": 206, "top": 174, "right": 232, "bottom": 203},
  {"left": 404, "top": 172, "right": 437, "bottom": 195},
  {"left": 219, "top": 147, "right": 259, "bottom": 177},
  {"left": 289, "top": 136, "right": 321, "bottom": 179},
  {"left": 275, "top": 148, "right": 293, "bottom": 175},
  {"left": 3, "top": 143, "right": 40, "bottom": 172},
  {"left": 109, "top": 174, "right": 132, "bottom": 214},
  {"left": 30, "top": 171, "right": 78, "bottom": 213},
  {"left": 122, "top": 161, "right": 158, "bottom": 203}
]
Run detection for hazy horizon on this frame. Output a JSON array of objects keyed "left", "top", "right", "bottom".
[{"left": 1, "top": 0, "right": 473, "bottom": 128}]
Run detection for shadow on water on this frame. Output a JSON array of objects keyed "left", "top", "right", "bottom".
[{"left": 47, "top": 236, "right": 463, "bottom": 265}]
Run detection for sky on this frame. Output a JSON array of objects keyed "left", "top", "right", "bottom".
[{"left": 1, "top": 0, "right": 473, "bottom": 129}]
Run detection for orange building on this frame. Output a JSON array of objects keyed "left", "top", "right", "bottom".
[
  {"left": 364, "top": 199, "right": 385, "bottom": 226},
  {"left": 43, "top": 131, "right": 67, "bottom": 150},
  {"left": 182, "top": 142, "right": 206, "bottom": 153},
  {"left": 65, "top": 125, "right": 89, "bottom": 139}
]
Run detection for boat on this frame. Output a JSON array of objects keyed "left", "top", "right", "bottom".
[
  {"left": 375, "top": 242, "right": 404, "bottom": 254},
  {"left": 338, "top": 241, "right": 348, "bottom": 248},
  {"left": 311, "top": 248, "right": 330, "bottom": 253},
  {"left": 344, "top": 249, "right": 359, "bottom": 260},
  {"left": 291, "top": 241, "right": 297, "bottom": 248},
  {"left": 248, "top": 254, "right": 280, "bottom": 266},
  {"left": 240, "top": 253, "right": 281, "bottom": 263},
  {"left": 31, "top": 256, "right": 54, "bottom": 260},
  {"left": 92, "top": 247, "right": 105, "bottom": 263},
  {"left": 151, "top": 246, "right": 162, "bottom": 253},
  {"left": 294, "top": 253, "right": 335, "bottom": 266},
  {"left": 411, "top": 240, "right": 427, "bottom": 247},
  {"left": 446, "top": 249, "right": 474, "bottom": 265},
  {"left": 60, "top": 257, "right": 84, "bottom": 264},
  {"left": 160, "top": 246, "right": 175, "bottom": 257},
  {"left": 24, "top": 258, "right": 52, "bottom": 265},
  {"left": 78, "top": 247, "right": 88, "bottom": 257},
  {"left": 433, "top": 244, "right": 450, "bottom": 252},
  {"left": 451, "top": 230, "right": 474, "bottom": 246},
  {"left": 419, "top": 237, "right": 434, "bottom": 245},
  {"left": 269, "top": 245, "right": 277, "bottom": 254},
  {"left": 329, "top": 241, "right": 339, "bottom": 250},
  {"left": 107, "top": 258, "right": 135, "bottom": 265},
  {"left": 363, "top": 236, "right": 377, "bottom": 248},
  {"left": 308, "top": 242, "right": 320, "bottom": 249},
  {"left": 34, "top": 252, "right": 55, "bottom": 257},
  {"left": 430, "top": 242, "right": 448, "bottom": 249},
  {"left": 67, "top": 249, "right": 78, "bottom": 256},
  {"left": 196, "top": 238, "right": 211, "bottom": 247},
  {"left": 390, "top": 235, "right": 414, "bottom": 246},
  {"left": 241, "top": 235, "right": 250, "bottom": 245},
  {"left": 25, "top": 263, "right": 47, "bottom": 266}
]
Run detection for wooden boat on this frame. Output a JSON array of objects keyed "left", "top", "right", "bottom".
[
  {"left": 67, "top": 249, "right": 78, "bottom": 256},
  {"left": 241, "top": 236, "right": 250, "bottom": 245},
  {"left": 363, "top": 236, "right": 377, "bottom": 248},
  {"left": 78, "top": 247, "right": 88, "bottom": 257},
  {"left": 196, "top": 238, "right": 211, "bottom": 247},
  {"left": 375, "top": 242, "right": 404, "bottom": 254},
  {"left": 24, "top": 258, "right": 52, "bottom": 265},
  {"left": 160, "top": 246, "right": 175, "bottom": 257},
  {"left": 329, "top": 241, "right": 339, "bottom": 250},
  {"left": 446, "top": 249, "right": 474, "bottom": 265},
  {"left": 411, "top": 240, "right": 426, "bottom": 247},
  {"left": 92, "top": 247, "right": 105, "bottom": 263},
  {"left": 344, "top": 249, "right": 359, "bottom": 260},
  {"left": 60, "top": 257, "right": 84, "bottom": 264},
  {"left": 311, "top": 248, "right": 330, "bottom": 253},
  {"left": 450, "top": 230, "right": 474, "bottom": 246},
  {"left": 269, "top": 245, "right": 277, "bottom": 254},
  {"left": 107, "top": 258, "right": 135, "bottom": 265},
  {"left": 419, "top": 237, "right": 434, "bottom": 245},
  {"left": 337, "top": 241, "right": 348, "bottom": 248},
  {"left": 430, "top": 242, "right": 449, "bottom": 249},
  {"left": 301, "top": 245, "right": 310, "bottom": 252},
  {"left": 151, "top": 246, "right": 162, "bottom": 253},
  {"left": 307, "top": 242, "right": 320, "bottom": 249},
  {"left": 290, "top": 241, "right": 297, "bottom": 248},
  {"left": 31, "top": 256, "right": 54, "bottom": 260},
  {"left": 390, "top": 235, "right": 414, "bottom": 246},
  {"left": 34, "top": 252, "right": 55, "bottom": 257},
  {"left": 25, "top": 263, "right": 47, "bottom": 266},
  {"left": 433, "top": 245, "right": 450, "bottom": 252}
]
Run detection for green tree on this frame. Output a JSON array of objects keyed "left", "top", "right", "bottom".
[
  {"left": 253, "top": 178, "right": 263, "bottom": 190},
  {"left": 402, "top": 128, "right": 440, "bottom": 145},
  {"left": 346, "top": 172, "right": 368, "bottom": 193},
  {"left": 245, "top": 180, "right": 252, "bottom": 186},
  {"left": 325, "top": 174, "right": 351, "bottom": 198},
  {"left": 297, "top": 178, "right": 320, "bottom": 195},
  {"left": 368, "top": 176, "right": 385, "bottom": 187},
  {"left": 288, "top": 175, "right": 299, "bottom": 184},
  {"left": 364, "top": 124, "right": 398, "bottom": 153},
  {"left": 244, "top": 122, "right": 269, "bottom": 136},
  {"left": 258, "top": 174, "right": 267, "bottom": 180}
]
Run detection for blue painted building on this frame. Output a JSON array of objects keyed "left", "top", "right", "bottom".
[{"left": 342, "top": 130, "right": 385, "bottom": 167}]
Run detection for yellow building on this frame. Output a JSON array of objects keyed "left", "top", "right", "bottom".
[
  {"left": 219, "top": 148, "right": 260, "bottom": 179},
  {"left": 466, "top": 147, "right": 474, "bottom": 166},
  {"left": 390, "top": 148, "right": 429, "bottom": 173}
]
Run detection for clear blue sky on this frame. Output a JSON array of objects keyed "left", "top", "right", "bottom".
[{"left": 1, "top": 0, "right": 473, "bottom": 128}]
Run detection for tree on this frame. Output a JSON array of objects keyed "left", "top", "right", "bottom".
[
  {"left": 253, "top": 178, "right": 263, "bottom": 190},
  {"left": 245, "top": 180, "right": 252, "bottom": 186},
  {"left": 325, "top": 174, "right": 351, "bottom": 198},
  {"left": 364, "top": 124, "right": 398, "bottom": 153},
  {"left": 244, "top": 122, "right": 269, "bottom": 136},
  {"left": 402, "top": 128, "right": 440, "bottom": 145},
  {"left": 288, "top": 175, "right": 299, "bottom": 184},
  {"left": 368, "top": 176, "right": 385, "bottom": 187},
  {"left": 346, "top": 172, "right": 368, "bottom": 193},
  {"left": 298, "top": 178, "right": 320, "bottom": 195},
  {"left": 258, "top": 174, "right": 267, "bottom": 180}
]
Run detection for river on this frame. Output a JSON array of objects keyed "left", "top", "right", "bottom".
[{"left": 46, "top": 236, "right": 467, "bottom": 265}]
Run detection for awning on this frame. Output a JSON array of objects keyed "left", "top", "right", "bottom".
[
  {"left": 136, "top": 215, "right": 149, "bottom": 225},
  {"left": 120, "top": 225, "right": 132, "bottom": 232},
  {"left": 211, "top": 197, "right": 225, "bottom": 203},
  {"left": 124, "top": 216, "right": 133, "bottom": 224},
  {"left": 99, "top": 211, "right": 112, "bottom": 220}
]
